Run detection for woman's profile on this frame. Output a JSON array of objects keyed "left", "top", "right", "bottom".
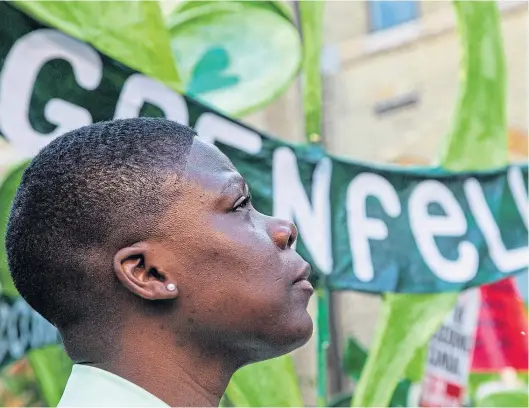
[{"left": 5, "top": 118, "right": 314, "bottom": 407}]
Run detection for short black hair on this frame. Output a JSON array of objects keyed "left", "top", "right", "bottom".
[{"left": 5, "top": 118, "right": 195, "bottom": 330}]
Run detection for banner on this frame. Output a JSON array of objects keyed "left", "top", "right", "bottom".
[{"left": 0, "top": 3, "right": 527, "bottom": 297}]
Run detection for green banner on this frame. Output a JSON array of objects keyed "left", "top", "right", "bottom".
[{"left": 0, "top": 3, "right": 527, "bottom": 299}]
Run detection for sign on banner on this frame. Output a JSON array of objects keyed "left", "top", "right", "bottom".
[{"left": 420, "top": 289, "right": 481, "bottom": 407}]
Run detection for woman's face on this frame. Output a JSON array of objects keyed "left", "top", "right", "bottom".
[{"left": 158, "top": 138, "right": 314, "bottom": 363}]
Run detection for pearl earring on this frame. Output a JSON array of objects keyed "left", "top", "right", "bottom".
[{"left": 166, "top": 283, "right": 176, "bottom": 292}]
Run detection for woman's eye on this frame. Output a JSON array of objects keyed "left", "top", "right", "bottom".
[{"left": 233, "top": 195, "right": 251, "bottom": 211}]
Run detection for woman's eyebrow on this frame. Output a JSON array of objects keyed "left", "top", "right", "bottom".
[{"left": 220, "top": 174, "right": 247, "bottom": 195}]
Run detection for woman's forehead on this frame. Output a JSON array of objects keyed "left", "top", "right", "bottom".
[
  {"left": 187, "top": 138, "right": 236, "bottom": 173},
  {"left": 183, "top": 138, "right": 241, "bottom": 193}
]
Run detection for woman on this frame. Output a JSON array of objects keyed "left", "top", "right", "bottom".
[{"left": 6, "top": 118, "right": 314, "bottom": 407}]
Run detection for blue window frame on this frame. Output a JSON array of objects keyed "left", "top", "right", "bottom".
[{"left": 367, "top": 1, "right": 419, "bottom": 32}]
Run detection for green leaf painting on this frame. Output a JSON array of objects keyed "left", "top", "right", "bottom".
[
  {"left": 167, "top": 1, "right": 301, "bottom": 116},
  {"left": 225, "top": 356, "right": 304, "bottom": 407},
  {"left": 438, "top": 1, "right": 507, "bottom": 171},
  {"left": 298, "top": 1, "right": 325, "bottom": 140},
  {"left": 0, "top": 161, "right": 28, "bottom": 298},
  {"left": 13, "top": 1, "right": 182, "bottom": 93},
  {"left": 27, "top": 346, "right": 72, "bottom": 407},
  {"left": 351, "top": 293, "right": 458, "bottom": 407}
]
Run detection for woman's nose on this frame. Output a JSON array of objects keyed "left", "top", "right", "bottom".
[{"left": 271, "top": 220, "right": 297, "bottom": 250}]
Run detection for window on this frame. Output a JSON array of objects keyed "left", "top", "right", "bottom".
[{"left": 367, "top": 1, "right": 419, "bottom": 32}]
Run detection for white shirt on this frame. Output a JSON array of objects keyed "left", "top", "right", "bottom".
[{"left": 58, "top": 364, "right": 169, "bottom": 407}]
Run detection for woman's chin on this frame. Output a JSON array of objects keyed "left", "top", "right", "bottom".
[{"left": 269, "top": 312, "right": 314, "bottom": 356}]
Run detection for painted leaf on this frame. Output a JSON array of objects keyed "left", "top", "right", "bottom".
[
  {"left": 475, "top": 390, "right": 529, "bottom": 407},
  {"left": 298, "top": 1, "right": 325, "bottom": 140},
  {"left": 225, "top": 355, "right": 304, "bottom": 407},
  {"left": 167, "top": 1, "right": 301, "bottom": 117},
  {"left": 351, "top": 293, "right": 458, "bottom": 406},
  {"left": 165, "top": 1, "right": 294, "bottom": 23},
  {"left": 186, "top": 47, "right": 240, "bottom": 95},
  {"left": 438, "top": 1, "right": 507, "bottom": 171},
  {"left": 27, "top": 346, "right": 72, "bottom": 407},
  {"left": 12, "top": 1, "right": 182, "bottom": 92},
  {"left": 342, "top": 337, "right": 367, "bottom": 381},
  {"left": 0, "top": 161, "right": 28, "bottom": 298},
  {"left": 404, "top": 342, "right": 427, "bottom": 383}
]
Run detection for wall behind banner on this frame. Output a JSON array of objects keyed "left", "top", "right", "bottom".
[{"left": 242, "top": 2, "right": 527, "bottom": 404}]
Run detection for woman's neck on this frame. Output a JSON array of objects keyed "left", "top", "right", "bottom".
[{"left": 91, "top": 331, "right": 236, "bottom": 407}]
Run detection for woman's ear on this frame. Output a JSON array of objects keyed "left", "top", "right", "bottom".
[{"left": 113, "top": 243, "right": 178, "bottom": 300}]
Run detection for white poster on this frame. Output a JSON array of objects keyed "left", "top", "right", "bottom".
[{"left": 420, "top": 288, "right": 481, "bottom": 407}]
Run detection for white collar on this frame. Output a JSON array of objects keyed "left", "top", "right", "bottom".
[{"left": 58, "top": 364, "right": 170, "bottom": 407}]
